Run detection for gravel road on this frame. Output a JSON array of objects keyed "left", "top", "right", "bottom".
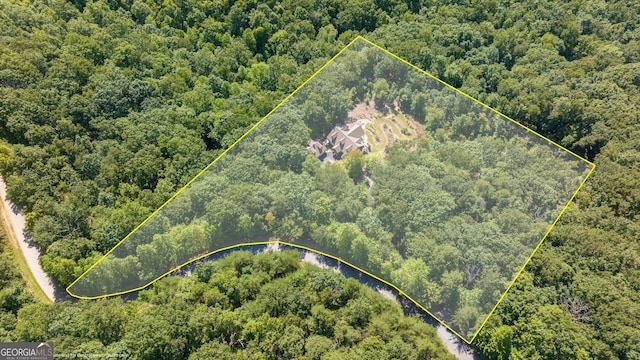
[
  {"left": 0, "top": 174, "right": 485, "bottom": 358},
  {"left": 0, "top": 176, "right": 57, "bottom": 302}
]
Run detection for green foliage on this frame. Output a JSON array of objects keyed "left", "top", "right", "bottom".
[
  {"left": 11, "top": 252, "right": 454, "bottom": 359},
  {"left": 0, "top": 229, "right": 34, "bottom": 339},
  {"left": 68, "top": 35, "right": 590, "bottom": 342},
  {"left": 0, "top": 0, "right": 639, "bottom": 357}
]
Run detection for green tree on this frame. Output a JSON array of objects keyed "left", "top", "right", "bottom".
[
  {"left": 14, "top": 303, "right": 52, "bottom": 342},
  {"left": 390, "top": 258, "right": 440, "bottom": 308},
  {"left": 344, "top": 149, "right": 364, "bottom": 179},
  {"left": 305, "top": 335, "right": 334, "bottom": 360}
]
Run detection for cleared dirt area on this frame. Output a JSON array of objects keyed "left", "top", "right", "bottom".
[
  {"left": 347, "top": 100, "right": 377, "bottom": 120},
  {"left": 348, "top": 101, "right": 423, "bottom": 154}
]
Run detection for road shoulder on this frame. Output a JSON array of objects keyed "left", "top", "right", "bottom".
[{"left": 0, "top": 177, "right": 54, "bottom": 304}]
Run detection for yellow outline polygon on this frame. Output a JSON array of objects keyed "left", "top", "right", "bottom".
[{"left": 66, "top": 36, "right": 596, "bottom": 344}]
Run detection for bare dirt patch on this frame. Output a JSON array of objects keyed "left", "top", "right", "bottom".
[
  {"left": 348, "top": 100, "right": 378, "bottom": 120},
  {"left": 350, "top": 101, "right": 425, "bottom": 154}
]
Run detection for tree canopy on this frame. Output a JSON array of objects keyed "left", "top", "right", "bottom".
[{"left": 0, "top": 0, "right": 639, "bottom": 357}]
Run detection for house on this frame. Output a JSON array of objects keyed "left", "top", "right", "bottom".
[{"left": 307, "top": 121, "right": 370, "bottom": 163}]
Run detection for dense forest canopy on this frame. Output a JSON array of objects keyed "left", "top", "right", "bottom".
[
  {"left": 0, "top": 0, "right": 639, "bottom": 358},
  {"left": 1, "top": 247, "right": 457, "bottom": 359},
  {"left": 68, "top": 38, "right": 592, "bottom": 342}
]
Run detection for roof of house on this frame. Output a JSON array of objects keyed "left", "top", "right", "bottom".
[
  {"left": 307, "top": 122, "right": 370, "bottom": 162},
  {"left": 327, "top": 124, "right": 368, "bottom": 153}
]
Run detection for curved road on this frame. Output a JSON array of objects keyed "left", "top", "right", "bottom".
[
  {"left": 301, "top": 250, "right": 484, "bottom": 360},
  {"left": 0, "top": 174, "right": 484, "bottom": 358},
  {"left": 0, "top": 177, "right": 57, "bottom": 302}
]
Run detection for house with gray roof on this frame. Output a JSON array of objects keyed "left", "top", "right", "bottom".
[{"left": 307, "top": 122, "right": 370, "bottom": 163}]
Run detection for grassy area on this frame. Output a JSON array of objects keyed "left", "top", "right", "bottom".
[
  {"left": 393, "top": 112, "right": 413, "bottom": 132},
  {"left": 364, "top": 109, "right": 418, "bottom": 154},
  {"left": 365, "top": 123, "right": 385, "bottom": 153},
  {"left": 0, "top": 204, "right": 53, "bottom": 304}
]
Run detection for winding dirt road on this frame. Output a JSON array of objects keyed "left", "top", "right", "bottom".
[{"left": 0, "top": 177, "right": 56, "bottom": 302}]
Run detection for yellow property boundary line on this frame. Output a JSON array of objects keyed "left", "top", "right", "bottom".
[
  {"left": 66, "top": 36, "right": 596, "bottom": 344},
  {"left": 66, "top": 35, "right": 364, "bottom": 296}
]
